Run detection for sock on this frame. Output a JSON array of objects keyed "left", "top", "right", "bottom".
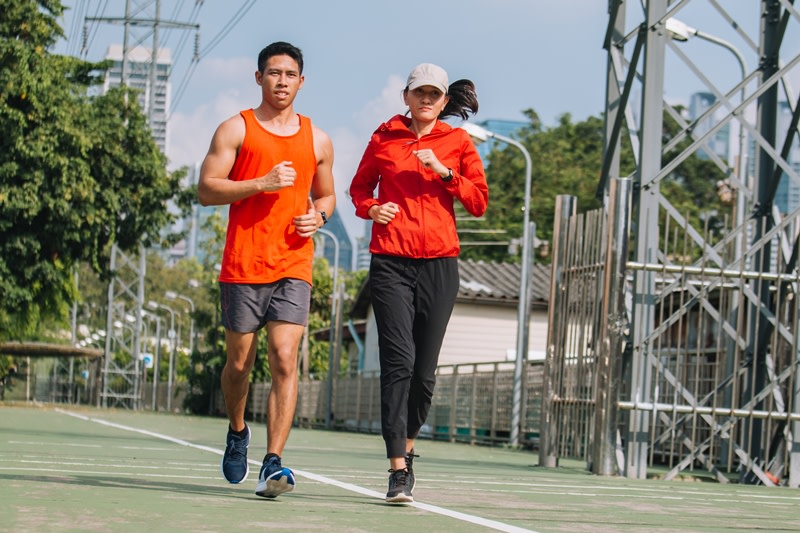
[
  {"left": 264, "top": 452, "right": 280, "bottom": 463},
  {"left": 230, "top": 425, "right": 248, "bottom": 439}
]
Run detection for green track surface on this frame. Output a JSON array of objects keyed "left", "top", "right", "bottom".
[{"left": 1, "top": 404, "right": 798, "bottom": 532}]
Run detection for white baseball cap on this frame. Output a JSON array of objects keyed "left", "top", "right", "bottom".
[{"left": 406, "top": 63, "right": 449, "bottom": 94}]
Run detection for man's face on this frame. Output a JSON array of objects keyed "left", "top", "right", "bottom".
[{"left": 255, "top": 54, "right": 304, "bottom": 109}]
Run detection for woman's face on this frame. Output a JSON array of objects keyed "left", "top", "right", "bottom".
[{"left": 404, "top": 85, "right": 448, "bottom": 122}]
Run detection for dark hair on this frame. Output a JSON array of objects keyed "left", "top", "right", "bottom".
[
  {"left": 257, "top": 41, "right": 304, "bottom": 74},
  {"left": 440, "top": 79, "right": 479, "bottom": 120}
]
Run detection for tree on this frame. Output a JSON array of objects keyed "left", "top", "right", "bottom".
[
  {"left": 460, "top": 110, "right": 612, "bottom": 263},
  {"left": 0, "top": 0, "right": 188, "bottom": 338}
]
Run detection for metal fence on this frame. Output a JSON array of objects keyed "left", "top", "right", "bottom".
[
  {"left": 231, "top": 361, "right": 544, "bottom": 447},
  {"left": 15, "top": 357, "right": 542, "bottom": 448},
  {"left": 541, "top": 178, "right": 800, "bottom": 487}
]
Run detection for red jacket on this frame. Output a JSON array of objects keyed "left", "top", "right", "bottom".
[{"left": 350, "top": 114, "right": 488, "bottom": 258}]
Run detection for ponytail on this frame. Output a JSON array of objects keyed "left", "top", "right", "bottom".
[{"left": 440, "top": 79, "right": 479, "bottom": 120}]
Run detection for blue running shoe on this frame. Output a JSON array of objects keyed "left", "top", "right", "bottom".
[
  {"left": 221, "top": 424, "right": 250, "bottom": 484},
  {"left": 255, "top": 454, "right": 296, "bottom": 498}
]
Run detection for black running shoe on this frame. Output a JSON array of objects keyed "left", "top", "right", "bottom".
[
  {"left": 386, "top": 468, "right": 413, "bottom": 503},
  {"left": 221, "top": 424, "right": 250, "bottom": 484}
]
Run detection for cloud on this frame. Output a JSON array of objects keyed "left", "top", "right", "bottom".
[
  {"left": 166, "top": 56, "right": 253, "bottom": 169},
  {"left": 331, "top": 74, "right": 406, "bottom": 240}
]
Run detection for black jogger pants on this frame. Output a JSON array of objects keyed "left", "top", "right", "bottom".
[{"left": 369, "top": 254, "right": 460, "bottom": 459}]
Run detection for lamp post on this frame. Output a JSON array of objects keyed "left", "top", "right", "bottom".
[
  {"left": 165, "top": 290, "right": 196, "bottom": 355},
  {"left": 148, "top": 300, "right": 176, "bottom": 411},
  {"left": 666, "top": 17, "right": 751, "bottom": 471},
  {"left": 461, "top": 122, "right": 533, "bottom": 447},
  {"left": 317, "top": 227, "right": 340, "bottom": 430},
  {"left": 141, "top": 309, "right": 162, "bottom": 411},
  {"left": 666, "top": 17, "right": 748, "bottom": 259}
]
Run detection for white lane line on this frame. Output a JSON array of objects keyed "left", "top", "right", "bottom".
[{"left": 55, "top": 408, "right": 538, "bottom": 533}]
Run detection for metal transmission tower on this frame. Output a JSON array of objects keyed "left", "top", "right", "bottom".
[
  {"left": 87, "top": 1, "right": 199, "bottom": 409},
  {"left": 599, "top": 1, "right": 800, "bottom": 486},
  {"left": 86, "top": 0, "right": 200, "bottom": 152},
  {"left": 99, "top": 244, "right": 146, "bottom": 408}
]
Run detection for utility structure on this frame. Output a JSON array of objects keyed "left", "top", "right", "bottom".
[
  {"left": 542, "top": 1, "right": 800, "bottom": 488},
  {"left": 86, "top": 0, "right": 200, "bottom": 153},
  {"left": 87, "top": 0, "right": 199, "bottom": 409}
]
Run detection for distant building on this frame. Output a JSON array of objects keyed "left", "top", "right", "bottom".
[
  {"left": 103, "top": 44, "right": 171, "bottom": 154},
  {"left": 688, "top": 92, "right": 730, "bottom": 162},
  {"left": 317, "top": 212, "right": 354, "bottom": 272},
  {"left": 355, "top": 221, "right": 372, "bottom": 272},
  {"left": 772, "top": 101, "right": 800, "bottom": 215}
]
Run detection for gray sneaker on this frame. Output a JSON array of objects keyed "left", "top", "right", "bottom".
[{"left": 386, "top": 468, "right": 413, "bottom": 503}]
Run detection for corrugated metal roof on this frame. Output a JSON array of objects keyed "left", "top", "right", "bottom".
[{"left": 349, "top": 258, "right": 551, "bottom": 318}]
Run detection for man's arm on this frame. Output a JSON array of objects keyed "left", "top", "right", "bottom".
[
  {"left": 310, "top": 126, "right": 336, "bottom": 226},
  {"left": 292, "top": 126, "right": 336, "bottom": 238},
  {"left": 197, "top": 115, "right": 298, "bottom": 206}
]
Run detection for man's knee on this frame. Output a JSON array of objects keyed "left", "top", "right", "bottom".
[
  {"left": 224, "top": 354, "right": 253, "bottom": 377},
  {"left": 270, "top": 348, "right": 297, "bottom": 379}
]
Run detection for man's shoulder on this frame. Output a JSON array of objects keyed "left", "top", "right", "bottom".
[
  {"left": 309, "top": 121, "right": 333, "bottom": 152},
  {"left": 219, "top": 112, "right": 247, "bottom": 135}
]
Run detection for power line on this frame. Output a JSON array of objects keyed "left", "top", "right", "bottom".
[
  {"left": 196, "top": 0, "right": 255, "bottom": 61},
  {"left": 169, "top": 0, "right": 256, "bottom": 117}
]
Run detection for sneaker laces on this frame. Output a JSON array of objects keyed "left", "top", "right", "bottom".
[
  {"left": 226, "top": 435, "right": 247, "bottom": 459},
  {"left": 388, "top": 468, "right": 409, "bottom": 486},
  {"left": 405, "top": 450, "right": 419, "bottom": 470}
]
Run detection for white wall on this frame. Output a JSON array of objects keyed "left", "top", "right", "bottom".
[{"left": 360, "top": 301, "right": 549, "bottom": 370}]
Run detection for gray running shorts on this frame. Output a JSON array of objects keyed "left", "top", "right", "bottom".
[{"left": 219, "top": 278, "right": 311, "bottom": 332}]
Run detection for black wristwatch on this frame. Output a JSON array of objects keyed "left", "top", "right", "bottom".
[
  {"left": 319, "top": 211, "right": 328, "bottom": 225},
  {"left": 441, "top": 168, "right": 454, "bottom": 182}
]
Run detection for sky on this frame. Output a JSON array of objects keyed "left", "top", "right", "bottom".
[{"left": 53, "top": 1, "right": 796, "bottom": 242}]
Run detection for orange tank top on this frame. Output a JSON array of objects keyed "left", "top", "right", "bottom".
[{"left": 218, "top": 110, "right": 317, "bottom": 284}]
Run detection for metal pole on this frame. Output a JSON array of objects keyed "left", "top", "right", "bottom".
[
  {"left": 101, "top": 245, "right": 117, "bottom": 408},
  {"left": 318, "top": 228, "right": 339, "bottom": 429},
  {"left": 539, "top": 195, "right": 577, "bottom": 468},
  {"left": 495, "top": 134, "right": 533, "bottom": 447},
  {"left": 152, "top": 314, "right": 161, "bottom": 411},
  {"left": 592, "top": 177, "right": 633, "bottom": 476},
  {"left": 626, "top": 0, "right": 668, "bottom": 479},
  {"left": 70, "top": 268, "right": 78, "bottom": 403},
  {"left": 460, "top": 124, "right": 533, "bottom": 447},
  {"left": 158, "top": 304, "right": 176, "bottom": 412}
]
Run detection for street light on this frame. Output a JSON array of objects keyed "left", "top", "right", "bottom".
[
  {"left": 165, "top": 290, "right": 196, "bottom": 355},
  {"left": 316, "top": 227, "right": 340, "bottom": 430},
  {"left": 140, "top": 308, "right": 162, "bottom": 411},
  {"left": 666, "top": 17, "right": 748, "bottom": 259},
  {"left": 461, "top": 121, "right": 533, "bottom": 447},
  {"left": 148, "top": 300, "right": 177, "bottom": 411}
]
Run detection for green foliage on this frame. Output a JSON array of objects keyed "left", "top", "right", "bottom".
[
  {"left": 460, "top": 110, "right": 614, "bottom": 263},
  {"left": 0, "top": 0, "right": 187, "bottom": 337}
]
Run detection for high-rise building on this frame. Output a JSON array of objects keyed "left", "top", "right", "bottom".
[
  {"left": 355, "top": 221, "right": 373, "bottom": 272},
  {"left": 772, "top": 101, "right": 800, "bottom": 215},
  {"left": 317, "top": 212, "right": 354, "bottom": 272},
  {"left": 103, "top": 44, "right": 172, "bottom": 154},
  {"left": 688, "top": 92, "right": 730, "bottom": 162}
]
